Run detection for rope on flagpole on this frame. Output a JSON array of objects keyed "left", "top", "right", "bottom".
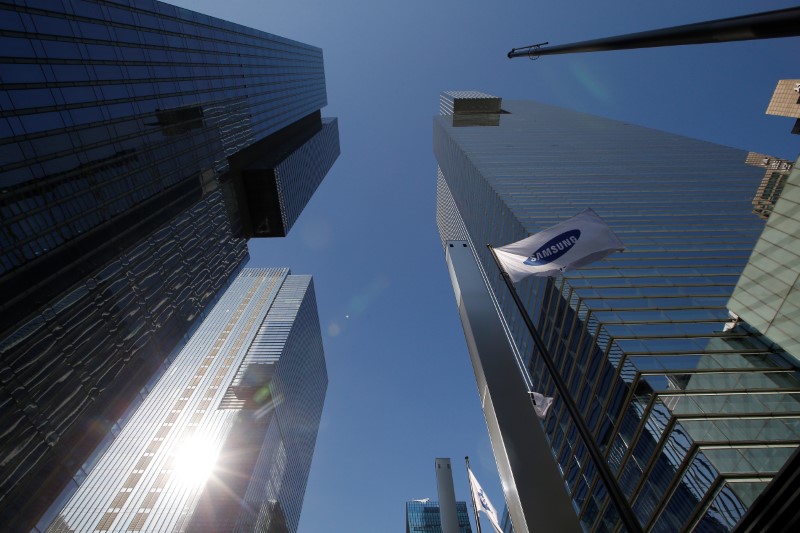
[{"left": 486, "top": 245, "right": 643, "bottom": 533}]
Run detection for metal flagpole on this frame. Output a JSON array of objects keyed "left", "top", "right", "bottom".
[
  {"left": 486, "top": 245, "right": 643, "bottom": 533},
  {"left": 465, "top": 456, "right": 483, "bottom": 533},
  {"left": 508, "top": 7, "right": 800, "bottom": 59}
]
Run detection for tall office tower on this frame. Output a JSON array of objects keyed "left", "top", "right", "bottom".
[
  {"left": 45, "top": 268, "right": 326, "bottom": 532},
  {"left": 434, "top": 92, "right": 800, "bottom": 532},
  {"left": 406, "top": 501, "right": 473, "bottom": 533},
  {"left": 0, "top": 0, "right": 339, "bottom": 528}
]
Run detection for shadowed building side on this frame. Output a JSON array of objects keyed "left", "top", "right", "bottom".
[{"left": 0, "top": 1, "right": 339, "bottom": 529}]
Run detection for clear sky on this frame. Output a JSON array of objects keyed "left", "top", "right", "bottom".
[{"left": 172, "top": 1, "right": 798, "bottom": 531}]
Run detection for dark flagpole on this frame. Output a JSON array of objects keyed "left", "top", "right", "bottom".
[
  {"left": 508, "top": 7, "right": 800, "bottom": 59},
  {"left": 465, "top": 456, "right": 483, "bottom": 533},
  {"left": 486, "top": 245, "right": 642, "bottom": 533}
]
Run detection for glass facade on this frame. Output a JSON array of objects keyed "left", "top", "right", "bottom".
[
  {"left": 500, "top": 505, "right": 514, "bottom": 533},
  {"left": 46, "top": 268, "right": 327, "bottom": 532},
  {"left": 729, "top": 159, "right": 800, "bottom": 363},
  {"left": 434, "top": 94, "right": 800, "bottom": 532},
  {"left": 406, "top": 501, "right": 473, "bottom": 533},
  {"left": 0, "top": 0, "right": 338, "bottom": 528}
]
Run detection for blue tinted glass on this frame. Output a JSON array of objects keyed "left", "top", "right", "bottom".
[
  {"left": 31, "top": 14, "right": 74, "bottom": 37},
  {"left": 0, "top": 36, "right": 36, "bottom": 57},
  {"left": 20, "top": 112, "right": 64, "bottom": 134}
]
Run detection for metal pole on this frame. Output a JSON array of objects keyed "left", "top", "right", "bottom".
[
  {"left": 508, "top": 7, "right": 800, "bottom": 59},
  {"left": 486, "top": 245, "right": 643, "bottom": 533},
  {"left": 465, "top": 456, "right": 483, "bottom": 533},
  {"left": 445, "top": 241, "right": 581, "bottom": 533}
]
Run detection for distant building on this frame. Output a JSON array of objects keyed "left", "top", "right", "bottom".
[
  {"left": 406, "top": 501, "right": 473, "bottom": 533},
  {"left": 0, "top": 0, "right": 338, "bottom": 528},
  {"left": 500, "top": 506, "right": 514, "bottom": 533},
  {"left": 765, "top": 79, "right": 800, "bottom": 134},
  {"left": 434, "top": 91, "right": 800, "bottom": 532},
  {"left": 46, "top": 268, "right": 327, "bottom": 532},
  {"left": 744, "top": 152, "right": 794, "bottom": 219}
]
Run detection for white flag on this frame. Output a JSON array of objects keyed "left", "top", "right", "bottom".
[
  {"left": 531, "top": 391, "right": 554, "bottom": 419},
  {"left": 494, "top": 208, "right": 624, "bottom": 282},
  {"left": 468, "top": 469, "right": 503, "bottom": 533}
]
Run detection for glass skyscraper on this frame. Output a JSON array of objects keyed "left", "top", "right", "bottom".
[
  {"left": 0, "top": 0, "right": 338, "bottom": 528},
  {"left": 434, "top": 92, "right": 800, "bottom": 532},
  {"left": 45, "top": 267, "right": 326, "bottom": 532},
  {"left": 406, "top": 501, "right": 473, "bottom": 533}
]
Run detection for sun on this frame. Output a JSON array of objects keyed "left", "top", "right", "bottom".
[{"left": 172, "top": 436, "right": 220, "bottom": 485}]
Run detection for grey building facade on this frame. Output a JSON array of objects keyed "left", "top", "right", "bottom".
[
  {"left": 0, "top": 0, "right": 338, "bottom": 528},
  {"left": 46, "top": 268, "right": 327, "bottom": 532},
  {"left": 435, "top": 92, "right": 800, "bottom": 532}
]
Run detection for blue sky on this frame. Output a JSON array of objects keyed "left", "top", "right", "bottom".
[{"left": 174, "top": 1, "right": 798, "bottom": 530}]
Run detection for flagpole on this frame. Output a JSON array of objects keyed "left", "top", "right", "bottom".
[
  {"left": 486, "top": 245, "right": 643, "bottom": 533},
  {"left": 465, "top": 456, "right": 483, "bottom": 533}
]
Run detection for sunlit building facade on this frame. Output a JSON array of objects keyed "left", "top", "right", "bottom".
[
  {"left": 744, "top": 151, "right": 794, "bottom": 219},
  {"left": 765, "top": 79, "right": 800, "bottom": 135},
  {"left": 0, "top": 0, "right": 338, "bottom": 528},
  {"left": 434, "top": 92, "right": 800, "bottom": 532},
  {"left": 729, "top": 160, "right": 800, "bottom": 364},
  {"left": 47, "top": 268, "right": 327, "bottom": 532},
  {"left": 405, "top": 501, "right": 473, "bottom": 533}
]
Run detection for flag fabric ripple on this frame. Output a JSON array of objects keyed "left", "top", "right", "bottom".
[
  {"left": 468, "top": 468, "right": 503, "bottom": 533},
  {"left": 495, "top": 208, "right": 625, "bottom": 282}
]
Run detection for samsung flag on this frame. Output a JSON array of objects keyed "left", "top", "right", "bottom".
[
  {"left": 531, "top": 391, "right": 554, "bottom": 420},
  {"left": 468, "top": 469, "right": 503, "bottom": 533},
  {"left": 495, "top": 208, "right": 624, "bottom": 282}
]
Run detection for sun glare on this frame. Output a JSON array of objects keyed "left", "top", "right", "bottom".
[{"left": 173, "top": 436, "right": 220, "bottom": 485}]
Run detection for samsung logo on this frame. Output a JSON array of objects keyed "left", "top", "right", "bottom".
[{"left": 523, "top": 229, "right": 581, "bottom": 266}]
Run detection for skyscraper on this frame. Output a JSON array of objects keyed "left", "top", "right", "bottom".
[
  {"left": 0, "top": 0, "right": 338, "bottom": 527},
  {"left": 434, "top": 92, "right": 800, "bottom": 532},
  {"left": 44, "top": 267, "right": 326, "bottom": 532},
  {"left": 729, "top": 160, "right": 800, "bottom": 364},
  {"left": 406, "top": 501, "right": 473, "bottom": 533}
]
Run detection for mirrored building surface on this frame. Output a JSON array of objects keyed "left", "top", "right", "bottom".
[
  {"left": 46, "top": 268, "right": 326, "bottom": 532},
  {"left": 0, "top": 0, "right": 338, "bottom": 528},
  {"left": 406, "top": 501, "right": 473, "bottom": 533},
  {"left": 434, "top": 92, "right": 800, "bottom": 532}
]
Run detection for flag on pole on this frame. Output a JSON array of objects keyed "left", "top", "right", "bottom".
[
  {"left": 468, "top": 469, "right": 503, "bottom": 533},
  {"left": 494, "top": 208, "right": 624, "bottom": 282},
  {"left": 531, "top": 391, "right": 554, "bottom": 419}
]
